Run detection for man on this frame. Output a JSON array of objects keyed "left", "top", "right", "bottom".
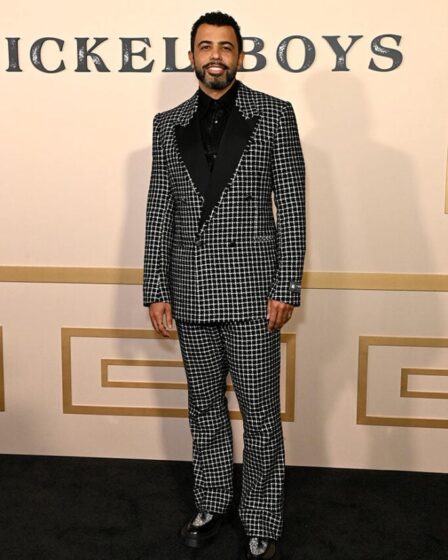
[{"left": 143, "top": 11, "right": 305, "bottom": 560}]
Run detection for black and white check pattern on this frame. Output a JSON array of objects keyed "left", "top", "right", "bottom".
[
  {"left": 143, "top": 81, "right": 305, "bottom": 540},
  {"left": 143, "top": 81, "right": 306, "bottom": 322},
  {"left": 176, "top": 317, "right": 285, "bottom": 540}
]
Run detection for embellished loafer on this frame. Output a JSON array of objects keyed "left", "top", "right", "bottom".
[
  {"left": 180, "top": 511, "right": 225, "bottom": 548},
  {"left": 244, "top": 537, "right": 280, "bottom": 559}
]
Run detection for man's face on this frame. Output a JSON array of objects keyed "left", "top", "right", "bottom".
[{"left": 189, "top": 23, "right": 244, "bottom": 91}]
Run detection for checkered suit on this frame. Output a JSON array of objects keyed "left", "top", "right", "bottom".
[
  {"left": 143, "top": 81, "right": 305, "bottom": 540},
  {"left": 143, "top": 81, "right": 306, "bottom": 322}
]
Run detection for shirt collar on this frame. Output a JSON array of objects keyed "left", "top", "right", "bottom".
[{"left": 198, "top": 79, "right": 240, "bottom": 115}]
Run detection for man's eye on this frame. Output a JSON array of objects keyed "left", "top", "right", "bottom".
[{"left": 201, "top": 45, "right": 210, "bottom": 50}]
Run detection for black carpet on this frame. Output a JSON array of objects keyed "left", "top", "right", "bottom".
[{"left": 0, "top": 454, "right": 446, "bottom": 560}]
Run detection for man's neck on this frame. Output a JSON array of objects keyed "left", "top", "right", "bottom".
[{"left": 198, "top": 79, "right": 237, "bottom": 100}]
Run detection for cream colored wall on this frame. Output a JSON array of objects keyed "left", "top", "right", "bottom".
[{"left": 1, "top": 0, "right": 447, "bottom": 472}]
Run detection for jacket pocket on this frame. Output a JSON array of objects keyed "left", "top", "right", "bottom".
[{"left": 253, "top": 234, "right": 277, "bottom": 245}]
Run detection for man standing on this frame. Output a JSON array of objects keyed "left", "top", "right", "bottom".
[{"left": 143, "top": 11, "right": 305, "bottom": 560}]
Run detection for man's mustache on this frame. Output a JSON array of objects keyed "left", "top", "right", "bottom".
[{"left": 203, "top": 62, "right": 229, "bottom": 70}]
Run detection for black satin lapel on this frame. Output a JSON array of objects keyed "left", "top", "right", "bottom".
[
  {"left": 175, "top": 114, "right": 209, "bottom": 198},
  {"left": 199, "top": 109, "right": 259, "bottom": 230}
]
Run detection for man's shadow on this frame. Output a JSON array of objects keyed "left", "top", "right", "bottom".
[
  {"left": 286, "top": 70, "right": 439, "bottom": 478},
  {"left": 111, "top": 70, "right": 201, "bottom": 531}
]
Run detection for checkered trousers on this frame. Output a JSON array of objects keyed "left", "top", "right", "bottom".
[{"left": 176, "top": 317, "right": 285, "bottom": 540}]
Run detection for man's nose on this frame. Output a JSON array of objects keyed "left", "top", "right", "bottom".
[{"left": 209, "top": 45, "right": 222, "bottom": 59}]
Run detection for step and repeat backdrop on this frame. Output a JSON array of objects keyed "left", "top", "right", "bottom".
[{"left": 1, "top": 0, "right": 447, "bottom": 472}]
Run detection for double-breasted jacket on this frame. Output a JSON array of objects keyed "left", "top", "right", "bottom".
[{"left": 143, "top": 81, "right": 306, "bottom": 322}]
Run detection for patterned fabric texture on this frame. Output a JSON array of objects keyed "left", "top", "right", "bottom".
[
  {"left": 176, "top": 318, "right": 285, "bottom": 540},
  {"left": 143, "top": 81, "right": 306, "bottom": 322}
]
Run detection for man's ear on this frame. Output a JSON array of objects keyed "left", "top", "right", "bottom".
[
  {"left": 238, "top": 51, "right": 245, "bottom": 70},
  {"left": 188, "top": 51, "right": 194, "bottom": 69}
]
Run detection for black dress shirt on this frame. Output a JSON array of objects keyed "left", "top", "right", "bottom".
[{"left": 197, "top": 80, "right": 239, "bottom": 172}]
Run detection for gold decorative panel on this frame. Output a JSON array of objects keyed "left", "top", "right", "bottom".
[
  {"left": 1, "top": 267, "right": 447, "bottom": 291},
  {"left": 401, "top": 368, "right": 448, "bottom": 399},
  {"left": 445, "top": 150, "right": 448, "bottom": 214},
  {"left": 357, "top": 336, "right": 448, "bottom": 429},
  {"left": 101, "top": 358, "right": 233, "bottom": 392},
  {"left": 62, "top": 327, "right": 296, "bottom": 421},
  {"left": 0, "top": 327, "right": 4, "bottom": 412}
]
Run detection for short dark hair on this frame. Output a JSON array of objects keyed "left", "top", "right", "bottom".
[{"left": 190, "top": 11, "right": 243, "bottom": 53}]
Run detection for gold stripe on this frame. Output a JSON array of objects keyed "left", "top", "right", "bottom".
[
  {"left": 0, "top": 266, "right": 142, "bottom": 285},
  {"left": 358, "top": 335, "right": 448, "bottom": 348},
  {"left": 62, "top": 327, "right": 296, "bottom": 421},
  {"left": 61, "top": 326, "right": 73, "bottom": 413},
  {"left": 0, "top": 327, "right": 4, "bottom": 412},
  {"left": 62, "top": 404, "right": 248, "bottom": 419},
  {"left": 1, "top": 266, "right": 448, "bottom": 291},
  {"left": 303, "top": 272, "right": 448, "bottom": 291},
  {"left": 401, "top": 368, "right": 448, "bottom": 399},
  {"left": 282, "top": 333, "right": 296, "bottom": 422},
  {"left": 357, "top": 335, "right": 448, "bottom": 429},
  {"left": 445, "top": 149, "right": 448, "bottom": 214},
  {"left": 357, "top": 415, "right": 448, "bottom": 429},
  {"left": 101, "top": 358, "right": 233, "bottom": 391}
]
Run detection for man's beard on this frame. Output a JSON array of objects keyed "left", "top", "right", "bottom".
[{"left": 194, "top": 61, "right": 237, "bottom": 90}]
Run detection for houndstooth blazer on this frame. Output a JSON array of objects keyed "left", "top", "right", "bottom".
[{"left": 143, "top": 80, "right": 306, "bottom": 322}]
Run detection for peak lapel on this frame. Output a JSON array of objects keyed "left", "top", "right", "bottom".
[{"left": 175, "top": 113, "right": 209, "bottom": 198}]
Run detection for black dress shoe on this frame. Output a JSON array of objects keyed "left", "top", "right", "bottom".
[
  {"left": 244, "top": 537, "right": 280, "bottom": 559},
  {"left": 180, "top": 512, "right": 225, "bottom": 548}
]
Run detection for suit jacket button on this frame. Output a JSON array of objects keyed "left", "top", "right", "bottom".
[
  {"left": 289, "top": 280, "right": 300, "bottom": 292},
  {"left": 229, "top": 240, "right": 237, "bottom": 247}
]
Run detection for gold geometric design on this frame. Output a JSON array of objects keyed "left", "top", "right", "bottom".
[
  {"left": 0, "top": 266, "right": 141, "bottom": 284},
  {"left": 445, "top": 149, "right": 448, "bottom": 214},
  {"left": 357, "top": 335, "right": 448, "bottom": 429},
  {"left": 401, "top": 368, "right": 448, "bottom": 399},
  {"left": 0, "top": 326, "right": 4, "bottom": 412},
  {"left": 62, "top": 327, "right": 296, "bottom": 421},
  {"left": 101, "top": 358, "right": 233, "bottom": 392},
  {"left": 1, "top": 266, "right": 448, "bottom": 291},
  {"left": 304, "top": 272, "right": 448, "bottom": 292}
]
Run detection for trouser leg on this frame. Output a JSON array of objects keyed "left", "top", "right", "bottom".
[
  {"left": 176, "top": 320, "right": 233, "bottom": 514},
  {"left": 221, "top": 318, "right": 284, "bottom": 540}
]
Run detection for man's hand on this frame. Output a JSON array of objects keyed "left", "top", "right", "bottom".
[
  {"left": 148, "top": 302, "right": 173, "bottom": 337},
  {"left": 266, "top": 299, "right": 293, "bottom": 331}
]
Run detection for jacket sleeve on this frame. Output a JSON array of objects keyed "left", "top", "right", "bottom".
[
  {"left": 268, "top": 101, "right": 306, "bottom": 306},
  {"left": 143, "top": 113, "right": 174, "bottom": 306}
]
